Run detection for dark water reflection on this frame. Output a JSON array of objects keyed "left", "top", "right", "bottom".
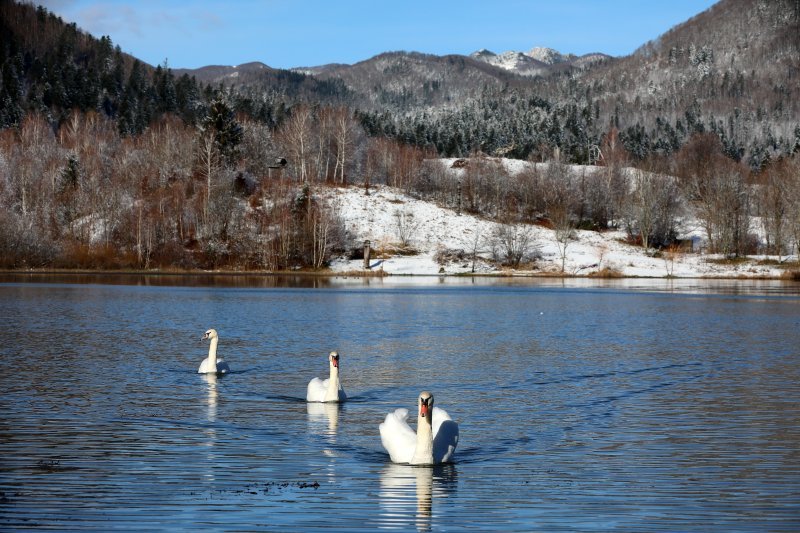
[
  {"left": 1, "top": 277, "right": 799, "bottom": 531},
  {"left": 3, "top": 271, "right": 800, "bottom": 295}
]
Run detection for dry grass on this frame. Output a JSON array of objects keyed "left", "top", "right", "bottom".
[
  {"left": 704, "top": 256, "right": 749, "bottom": 265},
  {"left": 780, "top": 270, "right": 800, "bottom": 281},
  {"left": 56, "top": 243, "right": 139, "bottom": 270},
  {"left": 334, "top": 269, "right": 389, "bottom": 277},
  {"left": 588, "top": 267, "right": 625, "bottom": 278},
  {"left": 373, "top": 244, "right": 419, "bottom": 257}
]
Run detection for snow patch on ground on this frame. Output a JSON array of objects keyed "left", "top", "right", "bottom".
[{"left": 321, "top": 184, "right": 793, "bottom": 279}]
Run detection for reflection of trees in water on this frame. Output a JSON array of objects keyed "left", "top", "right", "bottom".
[
  {"left": 379, "top": 463, "right": 458, "bottom": 532},
  {"left": 0, "top": 273, "right": 346, "bottom": 289}
]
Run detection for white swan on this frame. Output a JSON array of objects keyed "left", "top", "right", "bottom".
[
  {"left": 197, "top": 329, "right": 230, "bottom": 374},
  {"left": 379, "top": 391, "right": 459, "bottom": 465},
  {"left": 306, "top": 351, "right": 347, "bottom": 402}
]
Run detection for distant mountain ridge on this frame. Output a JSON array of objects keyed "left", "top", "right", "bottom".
[
  {"left": 181, "top": 44, "right": 609, "bottom": 84},
  {"left": 173, "top": 61, "right": 275, "bottom": 83},
  {"left": 468, "top": 46, "right": 610, "bottom": 76},
  {"left": 2, "top": 0, "right": 798, "bottom": 166},
  {"left": 179, "top": 45, "right": 610, "bottom": 113},
  {"left": 151, "top": 0, "right": 800, "bottom": 166}
]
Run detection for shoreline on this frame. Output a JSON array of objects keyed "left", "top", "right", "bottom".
[{"left": 1, "top": 267, "right": 798, "bottom": 282}]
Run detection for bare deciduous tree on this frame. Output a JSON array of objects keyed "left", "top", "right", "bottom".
[
  {"left": 331, "top": 107, "right": 360, "bottom": 185},
  {"left": 623, "top": 168, "right": 683, "bottom": 252},
  {"left": 240, "top": 118, "right": 277, "bottom": 178},
  {"left": 757, "top": 161, "right": 791, "bottom": 261},
  {"left": 197, "top": 129, "right": 220, "bottom": 231},
  {"left": 277, "top": 105, "right": 314, "bottom": 183},
  {"left": 541, "top": 161, "right": 579, "bottom": 272},
  {"left": 467, "top": 226, "right": 483, "bottom": 273},
  {"left": 676, "top": 134, "right": 751, "bottom": 257},
  {"left": 783, "top": 155, "right": 800, "bottom": 258}
]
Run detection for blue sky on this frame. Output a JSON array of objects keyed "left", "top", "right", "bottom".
[{"left": 38, "top": 1, "right": 718, "bottom": 69}]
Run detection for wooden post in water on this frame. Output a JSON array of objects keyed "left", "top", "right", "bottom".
[{"left": 363, "top": 240, "right": 371, "bottom": 270}]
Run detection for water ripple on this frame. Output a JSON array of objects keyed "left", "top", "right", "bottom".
[{"left": 2, "top": 280, "right": 800, "bottom": 531}]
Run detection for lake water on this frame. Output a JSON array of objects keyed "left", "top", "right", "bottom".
[{"left": 2, "top": 275, "right": 800, "bottom": 531}]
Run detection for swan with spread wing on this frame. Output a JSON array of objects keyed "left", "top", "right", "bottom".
[{"left": 379, "top": 391, "right": 459, "bottom": 465}]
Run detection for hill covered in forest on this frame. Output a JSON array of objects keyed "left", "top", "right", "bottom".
[{"left": 3, "top": 0, "right": 799, "bottom": 166}]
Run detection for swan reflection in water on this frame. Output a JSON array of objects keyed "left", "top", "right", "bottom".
[
  {"left": 379, "top": 463, "right": 457, "bottom": 532},
  {"left": 306, "top": 402, "right": 342, "bottom": 484},
  {"left": 202, "top": 372, "right": 218, "bottom": 422},
  {"left": 201, "top": 373, "right": 218, "bottom": 482},
  {"left": 306, "top": 401, "right": 341, "bottom": 437}
]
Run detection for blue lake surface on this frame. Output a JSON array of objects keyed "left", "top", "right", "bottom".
[{"left": 2, "top": 275, "right": 799, "bottom": 531}]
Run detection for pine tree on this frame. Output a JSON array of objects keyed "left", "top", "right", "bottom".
[
  {"left": 175, "top": 73, "right": 201, "bottom": 124},
  {"left": 200, "top": 96, "right": 243, "bottom": 166},
  {"left": 59, "top": 154, "right": 80, "bottom": 192},
  {"left": 155, "top": 61, "right": 177, "bottom": 114}
]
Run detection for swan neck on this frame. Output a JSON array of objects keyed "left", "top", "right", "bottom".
[
  {"left": 412, "top": 415, "right": 434, "bottom": 464},
  {"left": 208, "top": 337, "right": 218, "bottom": 366},
  {"left": 325, "top": 364, "right": 340, "bottom": 401}
]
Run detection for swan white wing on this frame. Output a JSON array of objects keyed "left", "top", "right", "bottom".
[
  {"left": 198, "top": 357, "right": 214, "bottom": 374},
  {"left": 199, "top": 358, "right": 230, "bottom": 374},
  {"left": 307, "top": 377, "right": 329, "bottom": 402},
  {"left": 379, "top": 408, "right": 417, "bottom": 464},
  {"left": 432, "top": 407, "right": 459, "bottom": 463}
]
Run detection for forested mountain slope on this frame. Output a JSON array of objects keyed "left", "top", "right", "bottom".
[
  {"left": 579, "top": 0, "right": 800, "bottom": 166},
  {"left": 345, "top": 0, "right": 800, "bottom": 165},
  {"left": 3, "top": 0, "right": 798, "bottom": 166},
  {"left": 0, "top": 0, "right": 206, "bottom": 132}
]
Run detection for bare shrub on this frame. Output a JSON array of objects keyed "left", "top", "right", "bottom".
[
  {"left": 394, "top": 209, "right": 419, "bottom": 249},
  {"left": 487, "top": 223, "right": 537, "bottom": 268},
  {"left": 588, "top": 267, "right": 624, "bottom": 278}
]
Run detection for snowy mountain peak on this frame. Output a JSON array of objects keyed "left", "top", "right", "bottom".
[
  {"left": 494, "top": 50, "right": 539, "bottom": 69},
  {"left": 526, "top": 47, "right": 575, "bottom": 65},
  {"left": 470, "top": 45, "right": 610, "bottom": 75},
  {"left": 471, "top": 48, "right": 547, "bottom": 76},
  {"left": 470, "top": 48, "right": 497, "bottom": 58}
]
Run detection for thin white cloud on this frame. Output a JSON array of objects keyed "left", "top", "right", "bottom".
[
  {"left": 73, "top": 4, "right": 143, "bottom": 37},
  {"left": 193, "top": 11, "right": 224, "bottom": 32},
  {"left": 145, "top": 9, "right": 179, "bottom": 31}
]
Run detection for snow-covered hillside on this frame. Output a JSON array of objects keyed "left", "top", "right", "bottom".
[
  {"left": 526, "top": 47, "right": 575, "bottom": 65},
  {"left": 321, "top": 162, "right": 794, "bottom": 279},
  {"left": 469, "top": 49, "right": 547, "bottom": 76}
]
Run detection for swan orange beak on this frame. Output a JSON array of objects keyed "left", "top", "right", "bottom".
[
  {"left": 331, "top": 356, "right": 339, "bottom": 368},
  {"left": 202, "top": 333, "right": 209, "bottom": 340},
  {"left": 420, "top": 404, "right": 429, "bottom": 418}
]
